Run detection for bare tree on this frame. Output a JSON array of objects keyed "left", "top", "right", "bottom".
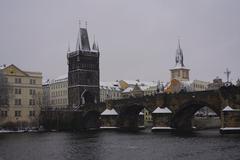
[
  {"left": 0, "top": 71, "right": 12, "bottom": 107},
  {"left": 30, "top": 91, "right": 43, "bottom": 128},
  {"left": 32, "top": 91, "right": 43, "bottom": 109}
]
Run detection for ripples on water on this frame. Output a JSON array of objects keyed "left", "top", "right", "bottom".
[{"left": 0, "top": 129, "right": 240, "bottom": 160}]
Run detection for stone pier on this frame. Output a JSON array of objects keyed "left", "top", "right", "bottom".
[
  {"left": 151, "top": 107, "right": 173, "bottom": 131},
  {"left": 100, "top": 108, "right": 119, "bottom": 129},
  {"left": 220, "top": 106, "right": 240, "bottom": 134}
]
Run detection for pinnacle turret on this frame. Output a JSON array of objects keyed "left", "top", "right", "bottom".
[{"left": 92, "top": 35, "right": 98, "bottom": 51}]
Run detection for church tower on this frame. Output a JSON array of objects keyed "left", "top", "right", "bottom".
[
  {"left": 67, "top": 23, "right": 100, "bottom": 108},
  {"left": 170, "top": 40, "right": 190, "bottom": 81}
]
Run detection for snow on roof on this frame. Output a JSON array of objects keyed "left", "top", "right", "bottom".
[
  {"left": 139, "top": 86, "right": 149, "bottom": 91},
  {"left": 101, "top": 108, "right": 118, "bottom": 115},
  {"left": 55, "top": 74, "right": 68, "bottom": 81},
  {"left": 172, "top": 63, "right": 189, "bottom": 70},
  {"left": 122, "top": 87, "right": 134, "bottom": 93},
  {"left": 222, "top": 106, "right": 233, "bottom": 111},
  {"left": 139, "top": 112, "right": 144, "bottom": 115},
  {"left": 100, "top": 81, "right": 120, "bottom": 91},
  {"left": 122, "top": 80, "right": 141, "bottom": 85},
  {"left": 152, "top": 107, "right": 172, "bottom": 114},
  {"left": 142, "top": 81, "right": 158, "bottom": 87},
  {"left": 122, "top": 80, "right": 158, "bottom": 87},
  {"left": 42, "top": 79, "right": 50, "bottom": 85},
  {"left": 51, "top": 74, "right": 68, "bottom": 83},
  {"left": 25, "top": 71, "right": 42, "bottom": 77},
  {"left": 0, "top": 64, "right": 7, "bottom": 70},
  {"left": 220, "top": 127, "right": 240, "bottom": 130}
]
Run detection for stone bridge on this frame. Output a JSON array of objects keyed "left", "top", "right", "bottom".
[
  {"left": 40, "top": 86, "right": 240, "bottom": 133},
  {"left": 105, "top": 86, "right": 240, "bottom": 132}
]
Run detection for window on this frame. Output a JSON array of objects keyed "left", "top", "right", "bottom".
[
  {"left": 15, "top": 99, "right": 21, "bottom": 105},
  {"left": 29, "top": 89, "right": 36, "bottom": 95},
  {"left": 1, "top": 111, "right": 7, "bottom": 117},
  {"left": 4, "top": 78, "right": 8, "bottom": 83},
  {"left": 30, "top": 79, "right": 36, "bottom": 84},
  {"left": 15, "top": 111, "right": 21, "bottom": 117},
  {"left": 15, "top": 78, "right": 21, "bottom": 84},
  {"left": 29, "top": 99, "right": 36, "bottom": 105},
  {"left": 29, "top": 111, "right": 35, "bottom": 117},
  {"left": 15, "top": 88, "right": 21, "bottom": 94}
]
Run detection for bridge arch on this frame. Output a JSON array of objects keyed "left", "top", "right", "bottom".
[
  {"left": 118, "top": 104, "right": 147, "bottom": 130},
  {"left": 171, "top": 100, "right": 221, "bottom": 132},
  {"left": 83, "top": 110, "right": 100, "bottom": 130}
]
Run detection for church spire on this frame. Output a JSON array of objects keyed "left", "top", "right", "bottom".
[
  {"left": 178, "top": 38, "right": 181, "bottom": 49},
  {"left": 175, "top": 39, "right": 184, "bottom": 68}
]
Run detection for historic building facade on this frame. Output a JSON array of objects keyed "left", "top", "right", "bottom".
[
  {"left": 0, "top": 64, "right": 42, "bottom": 128},
  {"left": 67, "top": 26, "right": 100, "bottom": 107}
]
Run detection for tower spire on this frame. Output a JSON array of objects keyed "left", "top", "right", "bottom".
[
  {"left": 175, "top": 38, "right": 184, "bottom": 68},
  {"left": 178, "top": 38, "right": 181, "bottom": 49},
  {"left": 76, "top": 20, "right": 82, "bottom": 51}
]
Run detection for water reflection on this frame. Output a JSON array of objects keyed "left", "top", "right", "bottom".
[{"left": 0, "top": 129, "right": 240, "bottom": 160}]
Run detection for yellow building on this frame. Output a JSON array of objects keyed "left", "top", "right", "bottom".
[
  {"left": 143, "top": 108, "right": 152, "bottom": 125},
  {"left": 164, "top": 79, "right": 182, "bottom": 94},
  {"left": 0, "top": 64, "right": 42, "bottom": 129}
]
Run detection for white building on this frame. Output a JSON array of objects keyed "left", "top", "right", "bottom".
[
  {"left": 191, "top": 80, "right": 210, "bottom": 91},
  {"left": 49, "top": 74, "right": 68, "bottom": 109},
  {"left": 100, "top": 81, "right": 122, "bottom": 102}
]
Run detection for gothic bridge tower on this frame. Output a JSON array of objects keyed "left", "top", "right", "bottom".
[
  {"left": 67, "top": 24, "right": 100, "bottom": 108},
  {"left": 170, "top": 40, "right": 190, "bottom": 81}
]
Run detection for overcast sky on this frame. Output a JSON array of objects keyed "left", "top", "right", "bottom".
[{"left": 0, "top": 0, "right": 240, "bottom": 83}]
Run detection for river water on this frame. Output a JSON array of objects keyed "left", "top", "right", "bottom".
[{"left": 0, "top": 129, "right": 240, "bottom": 160}]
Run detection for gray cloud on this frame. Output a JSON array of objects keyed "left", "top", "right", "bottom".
[{"left": 0, "top": 0, "right": 239, "bottom": 82}]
